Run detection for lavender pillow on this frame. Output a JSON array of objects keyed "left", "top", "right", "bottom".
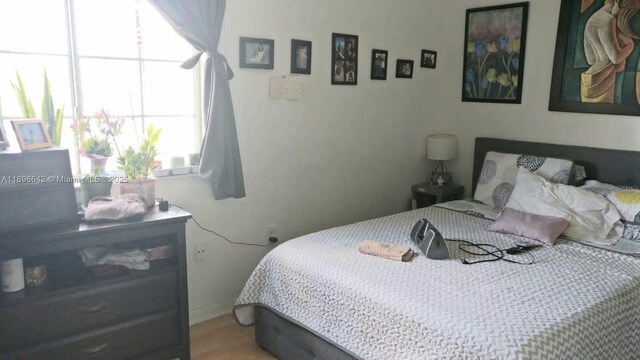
[{"left": 488, "top": 207, "right": 569, "bottom": 245}]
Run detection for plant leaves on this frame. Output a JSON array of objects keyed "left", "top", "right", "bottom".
[{"left": 11, "top": 72, "right": 36, "bottom": 118}]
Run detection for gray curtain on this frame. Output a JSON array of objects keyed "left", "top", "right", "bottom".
[{"left": 150, "top": 0, "right": 245, "bottom": 199}]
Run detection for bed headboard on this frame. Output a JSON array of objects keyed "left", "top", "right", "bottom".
[{"left": 472, "top": 138, "right": 640, "bottom": 194}]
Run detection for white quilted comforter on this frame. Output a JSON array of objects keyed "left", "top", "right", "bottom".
[{"left": 234, "top": 205, "right": 640, "bottom": 359}]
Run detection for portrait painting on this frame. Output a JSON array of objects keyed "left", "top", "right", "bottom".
[
  {"left": 462, "top": 2, "right": 529, "bottom": 103},
  {"left": 550, "top": 0, "right": 640, "bottom": 116},
  {"left": 239, "top": 37, "right": 274, "bottom": 69},
  {"left": 371, "top": 49, "right": 388, "bottom": 80},
  {"left": 332, "top": 33, "right": 358, "bottom": 85},
  {"left": 291, "top": 39, "right": 312, "bottom": 75}
]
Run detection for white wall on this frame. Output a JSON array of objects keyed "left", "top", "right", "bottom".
[
  {"left": 157, "top": 0, "right": 442, "bottom": 324},
  {"left": 161, "top": 0, "right": 640, "bottom": 324}
]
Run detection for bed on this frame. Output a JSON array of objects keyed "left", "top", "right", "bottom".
[{"left": 234, "top": 137, "right": 640, "bottom": 360}]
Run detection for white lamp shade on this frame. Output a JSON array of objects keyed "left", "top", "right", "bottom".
[{"left": 427, "top": 134, "right": 457, "bottom": 160}]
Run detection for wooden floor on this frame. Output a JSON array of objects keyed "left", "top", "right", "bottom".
[{"left": 190, "top": 314, "right": 276, "bottom": 360}]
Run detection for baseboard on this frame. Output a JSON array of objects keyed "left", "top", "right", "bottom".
[{"left": 189, "top": 301, "right": 234, "bottom": 325}]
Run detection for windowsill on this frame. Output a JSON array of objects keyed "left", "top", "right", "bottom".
[{"left": 73, "top": 169, "right": 198, "bottom": 189}]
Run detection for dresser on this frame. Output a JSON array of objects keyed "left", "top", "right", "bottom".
[{"left": 0, "top": 207, "right": 191, "bottom": 360}]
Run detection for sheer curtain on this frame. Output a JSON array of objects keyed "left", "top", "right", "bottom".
[{"left": 150, "top": 0, "right": 245, "bottom": 199}]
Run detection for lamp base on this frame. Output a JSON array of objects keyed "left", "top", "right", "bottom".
[{"left": 430, "top": 171, "right": 453, "bottom": 187}]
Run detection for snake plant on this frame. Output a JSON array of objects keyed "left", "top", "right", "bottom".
[{"left": 11, "top": 71, "right": 65, "bottom": 146}]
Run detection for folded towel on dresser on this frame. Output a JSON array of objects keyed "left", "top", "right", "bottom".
[{"left": 358, "top": 240, "right": 414, "bottom": 262}]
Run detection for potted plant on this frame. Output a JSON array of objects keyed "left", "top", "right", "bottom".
[
  {"left": 115, "top": 124, "right": 161, "bottom": 207},
  {"left": 72, "top": 109, "right": 124, "bottom": 173},
  {"left": 72, "top": 109, "right": 124, "bottom": 206}
]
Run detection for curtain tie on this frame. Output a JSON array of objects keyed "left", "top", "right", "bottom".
[
  {"left": 180, "top": 51, "right": 204, "bottom": 69},
  {"left": 180, "top": 50, "right": 234, "bottom": 80},
  {"left": 211, "top": 51, "right": 235, "bottom": 80}
]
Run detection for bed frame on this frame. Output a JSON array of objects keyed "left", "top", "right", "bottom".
[{"left": 253, "top": 137, "right": 640, "bottom": 360}]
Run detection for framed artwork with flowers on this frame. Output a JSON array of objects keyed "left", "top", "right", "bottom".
[{"left": 462, "top": 2, "right": 529, "bottom": 103}]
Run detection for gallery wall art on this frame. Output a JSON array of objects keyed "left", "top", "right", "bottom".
[
  {"left": 291, "top": 39, "right": 312, "bottom": 75},
  {"left": 421, "top": 49, "right": 437, "bottom": 69},
  {"left": 462, "top": 2, "right": 529, "bottom": 104},
  {"left": 332, "top": 33, "right": 358, "bottom": 85},
  {"left": 371, "top": 49, "right": 388, "bottom": 80},
  {"left": 239, "top": 37, "right": 274, "bottom": 69}
]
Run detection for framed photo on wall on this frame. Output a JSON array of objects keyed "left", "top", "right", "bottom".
[
  {"left": 421, "top": 49, "right": 437, "bottom": 69},
  {"left": 0, "top": 121, "right": 9, "bottom": 150},
  {"left": 11, "top": 119, "right": 52, "bottom": 151},
  {"left": 291, "top": 39, "right": 312, "bottom": 75},
  {"left": 462, "top": 2, "right": 529, "bottom": 104},
  {"left": 549, "top": 0, "right": 640, "bottom": 116},
  {"left": 332, "top": 33, "right": 358, "bottom": 85},
  {"left": 239, "top": 37, "right": 274, "bottom": 69},
  {"left": 370, "top": 49, "right": 388, "bottom": 80},
  {"left": 396, "top": 59, "right": 414, "bottom": 78}
]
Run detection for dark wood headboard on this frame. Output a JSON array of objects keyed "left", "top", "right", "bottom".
[{"left": 472, "top": 138, "right": 640, "bottom": 194}]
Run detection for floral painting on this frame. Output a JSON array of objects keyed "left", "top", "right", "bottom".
[
  {"left": 462, "top": 2, "right": 529, "bottom": 104},
  {"left": 550, "top": 0, "right": 640, "bottom": 116}
]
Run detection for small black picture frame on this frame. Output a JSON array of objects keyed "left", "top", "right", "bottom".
[
  {"left": 421, "top": 49, "right": 437, "bottom": 69},
  {"left": 291, "top": 39, "right": 312, "bottom": 75},
  {"left": 331, "top": 33, "right": 358, "bottom": 85},
  {"left": 395, "top": 59, "right": 414, "bottom": 79},
  {"left": 239, "top": 37, "right": 274, "bottom": 69},
  {"left": 370, "top": 49, "right": 388, "bottom": 80},
  {"left": 0, "top": 121, "right": 9, "bottom": 150}
]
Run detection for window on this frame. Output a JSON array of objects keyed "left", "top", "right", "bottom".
[{"left": 0, "top": 0, "right": 201, "bottom": 174}]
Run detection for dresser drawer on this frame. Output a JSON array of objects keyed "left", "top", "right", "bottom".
[
  {"left": 0, "top": 270, "right": 177, "bottom": 352},
  {"left": 3, "top": 310, "right": 179, "bottom": 360}
]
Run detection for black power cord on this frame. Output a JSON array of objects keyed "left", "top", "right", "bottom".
[
  {"left": 446, "top": 239, "right": 536, "bottom": 265},
  {"left": 170, "top": 204, "right": 276, "bottom": 248}
]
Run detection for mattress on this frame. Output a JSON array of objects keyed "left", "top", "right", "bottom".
[{"left": 234, "top": 203, "right": 640, "bottom": 359}]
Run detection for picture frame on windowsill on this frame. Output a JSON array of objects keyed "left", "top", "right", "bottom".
[{"left": 11, "top": 119, "right": 52, "bottom": 151}]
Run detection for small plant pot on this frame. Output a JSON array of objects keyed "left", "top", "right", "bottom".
[
  {"left": 88, "top": 156, "right": 109, "bottom": 174},
  {"left": 80, "top": 177, "right": 113, "bottom": 207},
  {"left": 116, "top": 179, "right": 156, "bottom": 208}
]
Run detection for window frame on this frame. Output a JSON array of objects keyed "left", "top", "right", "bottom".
[{"left": 0, "top": 0, "right": 202, "bottom": 174}]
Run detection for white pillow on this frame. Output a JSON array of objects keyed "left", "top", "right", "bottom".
[
  {"left": 474, "top": 151, "right": 574, "bottom": 211},
  {"left": 506, "top": 168, "right": 623, "bottom": 246}
]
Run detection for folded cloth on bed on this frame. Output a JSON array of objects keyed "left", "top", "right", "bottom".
[
  {"left": 358, "top": 240, "right": 414, "bottom": 261},
  {"left": 507, "top": 168, "right": 623, "bottom": 245}
]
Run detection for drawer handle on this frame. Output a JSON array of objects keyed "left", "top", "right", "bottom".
[
  {"left": 81, "top": 302, "right": 109, "bottom": 314},
  {"left": 81, "top": 342, "right": 109, "bottom": 356}
]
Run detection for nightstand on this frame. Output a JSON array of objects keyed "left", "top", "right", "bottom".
[{"left": 411, "top": 183, "right": 464, "bottom": 208}]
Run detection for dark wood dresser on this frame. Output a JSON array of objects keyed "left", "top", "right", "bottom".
[{"left": 0, "top": 207, "right": 191, "bottom": 360}]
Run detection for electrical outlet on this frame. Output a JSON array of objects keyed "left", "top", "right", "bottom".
[
  {"left": 195, "top": 240, "right": 207, "bottom": 261},
  {"left": 266, "top": 225, "right": 278, "bottom": 243}
]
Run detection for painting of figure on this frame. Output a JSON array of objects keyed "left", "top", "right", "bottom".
[{"left": 550, "top": 0, "right": 640, "bottom": 116}]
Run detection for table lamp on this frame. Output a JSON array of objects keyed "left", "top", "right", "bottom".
[{"left": 427, "top": 134, "right": 457, "bottom": 186}]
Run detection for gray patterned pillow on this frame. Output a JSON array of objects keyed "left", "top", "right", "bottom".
[
  {"left": 623, "top": 222, "right": 640, "bottom": 241},
  {"left": 569, "top": 165, "right": 587, "bottom": 186},
  {"left": 474, "top": 151, "right": 574, "bottom": 211}
]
